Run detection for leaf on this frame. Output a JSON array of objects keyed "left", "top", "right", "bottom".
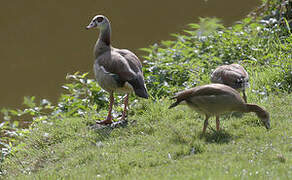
[
  {"left": 23, "top": 96, "right": 36, "bottom": 108},
  {"left": 139, "top": 48, "right": 153, "bottom": 53},
  {"left": 161, "top": 41, "right": 174, "bottom": 46},
  {"left": 80, "top": 72, "right": 89, "bottom": 78},
  {"left": 188, "top": 23, "right": 200, "bottom": 29}
]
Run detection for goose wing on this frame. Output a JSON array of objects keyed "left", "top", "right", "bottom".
[
  {"left": 95, "top": 49, "right": 148, "bottom": 98},
  {"left": 211, "top": 64, "right": 249, "bottom": 89}
]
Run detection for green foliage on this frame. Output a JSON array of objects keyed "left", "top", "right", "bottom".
[
  {"left": 58, "top": 72, "right": 108, "bottom": 117},
  {"left": 1, "top": 0, "right": 292, "bottom": 178},
  {"left": 0, "top": 96, "right": 49, "bottom": 174},
  {"left": 1, "top": 72, "right": 109, "bottom": 123},
  {"left": 0, "top": 72, "right": 109, "bottom": 172},
  {"left": 142, "top": 17, "right": 291, "bottom": 98}
]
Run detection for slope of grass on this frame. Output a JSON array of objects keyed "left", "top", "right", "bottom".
[
  {"left": 3, "top": 93, "right": 292, "bottom": 179},
  {"left": 1, "top": 1, "right": 292, "bottom": 179}
]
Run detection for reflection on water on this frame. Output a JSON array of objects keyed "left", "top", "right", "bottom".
[{"left": 0, "top": 0, "right": 260, "bottom": 109}]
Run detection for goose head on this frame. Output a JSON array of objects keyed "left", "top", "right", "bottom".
[
  {"left": 259, "top": 111, "right": 270, "bottom": 129},
  {"left": 86, "top": 15, "right": 110, "bottom": 30}
]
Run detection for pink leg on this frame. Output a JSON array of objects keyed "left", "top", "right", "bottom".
[
  {"left": 202, "top": 115, "right": 209, "bottom": 134},
  {"left": 96, "top": 92, "right": 114, "bottom": 124},
  {"left": 121, "top": 94, "right": 129, "bottom": 120},
  {"left": 216, "top": 115, "right": 220, "bottom": 131},
  {"left": 242, "top": 90, "right": 247, "bottom": 103}
]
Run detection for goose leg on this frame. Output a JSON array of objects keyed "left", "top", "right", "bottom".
[
  {"left": 96, "top": 92, "right": 114, "bottom": 124},
  {"left": 216, "top": 115, "right": 220, "bottom": 131},
  {"left": 242, "top": 90, "right": 247, "bottom": 103},
  {"left": 202, "top": 115, "right": 209, "bottom": 134},
  {"left": 121, "top": 94, "right": 129, "bottom": 120}
]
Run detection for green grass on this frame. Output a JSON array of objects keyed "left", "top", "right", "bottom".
[
  {"left": 3, "top": 93, "right": 292, "bottom": 179},
  {"left": 1, "top": 1, "right": 291, "bottom": 179}
]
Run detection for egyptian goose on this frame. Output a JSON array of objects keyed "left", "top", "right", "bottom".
[
  {"left": 169, "top": 84, "right": 270, "bottom": 134},
  {"left": 211, "top": 64, "right": 249, "bottom": 102},
  {"left": 86, "top": 15, "right": 149, "bottom": 124}
]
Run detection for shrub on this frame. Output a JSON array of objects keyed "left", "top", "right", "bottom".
[{"left": 141, "top": 17, "right": 291, "bottom": 97}]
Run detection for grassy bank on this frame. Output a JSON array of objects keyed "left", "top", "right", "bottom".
[
  {"left": 3, "top": 94, "right": 292, "bottom": 179},
  {"left": 1, "top": 0, "right": 292, "bottom": 179}
]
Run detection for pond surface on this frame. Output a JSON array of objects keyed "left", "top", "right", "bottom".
[{"left": 0, "top": 0, "right": 260, "bottom": 109}]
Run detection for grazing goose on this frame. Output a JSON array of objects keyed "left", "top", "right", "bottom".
[
  {"left": 86, "top": 15, "right": 149, "bottom": 124},
  {"left": 211, "top": 64, "right": 249, "bottom": 102},
  {"left": 169, "top": 84, "right": 270, "bottom": 134}
]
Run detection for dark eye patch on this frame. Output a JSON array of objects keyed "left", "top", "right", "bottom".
[{"left": 96, "top": 17, "right": 104, "bottom": 23}]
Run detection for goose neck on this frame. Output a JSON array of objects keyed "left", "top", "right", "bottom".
[
  {"left": 98, "top": 25, "right": 111, "bottom": 46},
  {"left": 94, "top": 25, "right": 111, "bottom": 58},
  {"left": 245, "top": 104, "right": 267, "bottom": 118}
]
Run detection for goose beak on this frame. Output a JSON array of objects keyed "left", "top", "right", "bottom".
[
  {"left": 86, "top": 22, "right": 96, "bottom": 29},
  {"left": 264, "top": 119, "right": 270, "bottom": 130}
]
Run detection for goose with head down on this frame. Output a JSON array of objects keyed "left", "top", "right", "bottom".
[
  {"left": 86, "top": 15, "right": 149, "bottom": 124},
  {"left": 169, "top": 83, "right": 270, "bottom": 134}
]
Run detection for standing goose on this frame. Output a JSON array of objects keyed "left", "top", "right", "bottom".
[
  {"left": 169, "top": 84, "right": 270, "bottom": 134},
  {"left": 86, "top": 15, "right": 149, "bottom": 124},
  {"left": 211, "top": 64, "right": 249, "bottom": 102}
]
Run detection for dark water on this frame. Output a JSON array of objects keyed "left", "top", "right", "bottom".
[{"left": 0, "top": 0, "right": 260, "bottom": 109}]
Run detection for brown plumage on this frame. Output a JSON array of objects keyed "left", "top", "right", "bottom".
[
  {"left": 211, "top": 64, "right": 249, "bottom": 102},
  {"left": 169, "top": 84, "right": 270, "bottom": 134},
  {"left": 86, "top": 15, "right": 149, "bottom": 124}
]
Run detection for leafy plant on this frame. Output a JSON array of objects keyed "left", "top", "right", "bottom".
[
  {"left": 141, "top": 16, "right": 292, "bottom": 98},
  {"left": 57, "top": 72, "right": 108, "bottom": 117},
  {"left": 0, "top": 72, "right": 109, "bottom": 169},
  {"left": 1, "top": 0, "right": 292, "bottom": 177}
]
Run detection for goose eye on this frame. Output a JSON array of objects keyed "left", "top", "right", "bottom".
[{"left": 96, "top": 17, "right": 104, "bottom": 23}]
